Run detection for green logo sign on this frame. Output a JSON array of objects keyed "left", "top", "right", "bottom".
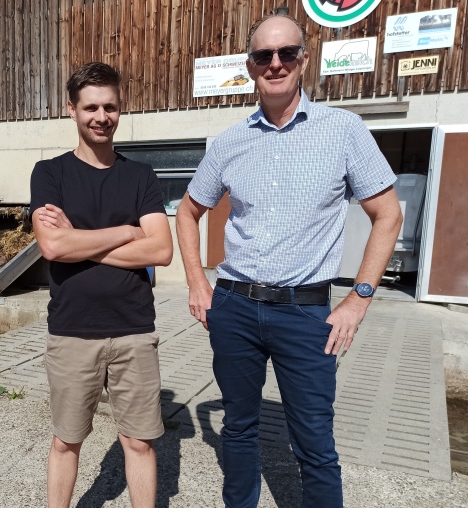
[{"left": 302, "top": 0, "right": 382, "bottom": 28}]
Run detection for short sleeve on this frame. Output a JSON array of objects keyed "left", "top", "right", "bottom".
[
  {"left": 187, "top": 140, "right": 227, "bottom": 208},
  {"left": 140, "top": 166, "right": 166, "bottom": 218},
  {"left": 345, "top": 116, "right": 396, "bottom": 200},
  {"left": 30, "top": 161, "right": 63, "bottom": 217}
]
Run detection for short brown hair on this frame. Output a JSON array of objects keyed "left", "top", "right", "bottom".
[
  {"left": 247, "top": 14, "right": 307, "bottom": 53},
  {"left": 67, "top": 62, "right": 121, "bottom": 105}
]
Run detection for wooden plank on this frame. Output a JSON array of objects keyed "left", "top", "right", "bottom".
[
  {"left": 40, "top": 0, "right": 48, "bottom": 117},
  {"left": 209, "top": 0, "right": 223, "bottom": 106},
  {"left": 168, "top": 0, "right": 182, "bottom": 109},
  {"left": 444, "top": 0, "right": 464, "bottom": 90},
  {"left": 92, "top": 0, "right": 103, "bottom": 61},
  {"left": 410, "top": 0, "right": 432, "bottom": 94},
  {"left": 375, "top": 0, "right": 398, "bottom": 97},
  {"left": 177, "top": 0, "right": 188, "bottom": 108},
  {"left": 143, "top": 0, "right": 158, "bottom": 111},
  {"left": 83, "top": 0, "right": 93, "bottom": 63},
  {"left": 361, "top": 5, "right": 381, "bottom": 98},
  {"left": 6, "top": 0, "right": 15, "bottom": 120},
  {"left": 157, "top": 0, "right": 170, "bottom": 109},
  {"left": 231, "top": 0, "right": 251, "bottom": 106},
  {"left": 460, "top": 0, "right": 468, "bottom": 89},
  {"left": 199, "top": 0, "right": 213, "bottom": 106},
  {"left": 222, "top": 0, "right": 235, "bottom": 105},
  {"left": 14, "top": 0, "right": 25, "bottom": 120},
  {"left": 329, "top": 27, "right": 345, "bottom": 100},
  {"left": 59, "top": 0, "right": 72, "bottom": 116},
  {"left": 129, "top": 0, "right": 145, "bottom": 111},
  {"left": 48, "top": 0, "right": 59, "bottom": 118},
  {"left": 0, "top": 0, "right": 6, "bottom": 120},
  {"left": 316, "top": 26, "right": 333, "bottom": 100},
  {"left": 302, "top": 16, "right": 321, "bottom": 101},
  {"left": 71, "top": 0, "right": 84, "bottom": 71},
  {"left": 188, "top": 0, "right": 204, "bottom": 107},
  {"left": 30, "top": 0, "right": 41, "bottom": 117},
  {"left": 118, "top": 0, "right": 132, "bottom": 112},
  {"left": 102, "top": 0, "right": 117, "bottom": 67},
  {"left": 329, "top": 101, "right": 410, "bottom": 114}
]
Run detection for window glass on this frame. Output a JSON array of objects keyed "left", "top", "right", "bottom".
[
  {"left": 115, "top": 146, "right": 205, "bottom": 169},
  {"left": 114, "top": 142, "right": 206, "bottom": 213}
]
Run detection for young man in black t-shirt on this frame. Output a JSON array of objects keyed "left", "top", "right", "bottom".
[{"left": 30, "top": 62, "right": 173, "bottom": 508}]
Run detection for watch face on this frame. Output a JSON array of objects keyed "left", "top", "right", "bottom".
[{"left": 356, "top": 283, "right": 374, "bottom": 297}]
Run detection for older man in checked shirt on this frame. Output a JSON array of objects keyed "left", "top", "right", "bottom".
[{"left": 176, "top": 13, "right": 402, "bottom": 508}]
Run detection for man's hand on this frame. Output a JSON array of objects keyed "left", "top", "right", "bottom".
[
  {"left": 325, "top": 293, "right": 370, "bottom": 355},
  {"left": 188, "top": 279, "right": 214, "bottom": 330},
  {"left": 37, "top": 204, "right": 74, "bottom": 229}
]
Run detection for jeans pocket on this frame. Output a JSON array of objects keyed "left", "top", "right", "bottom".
[
  {"left": 294, "top": 303, "right": 333, "bottom": 331},
  {"left": 207, "top": 286, "right": 230, "bottom": 313}
]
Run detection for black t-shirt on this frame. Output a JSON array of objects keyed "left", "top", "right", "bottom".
[{"left": 30, "top": 151, "right": 166, "bottom": 337}]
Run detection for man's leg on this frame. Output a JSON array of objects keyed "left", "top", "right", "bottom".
[
  {"left": 119, "top": 434, "right": 156, "bottom": 508},
  {"left": 207, "top": 286, "right": 269, "bottom": 508},
  {"left": 269, "top": 302, "right": 343, "bottom": 508},
  {"left": 47, "top": 436, "right": 82, "bottom": 508}
]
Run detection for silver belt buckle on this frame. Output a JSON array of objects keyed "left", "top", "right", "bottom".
[{"left": 248, "top": 282, "right": 268, "bottom": 302}]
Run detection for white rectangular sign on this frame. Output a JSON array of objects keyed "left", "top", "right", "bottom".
[
  {"left": 193, "top": 54, "right": 254, "bottom": 97},
  {"left": 398, "top": 56, "right": 439, "bottom": 76},
  {"left": 384, "top": 8, "right": 457, "bottom": 54},
  {"left": 320, "top": 37, "right": 377, "bottom": 76}
]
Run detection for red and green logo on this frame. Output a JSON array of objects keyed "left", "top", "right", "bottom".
[{"left": 302, "top": 0, "right": 382, "bottom": 28}]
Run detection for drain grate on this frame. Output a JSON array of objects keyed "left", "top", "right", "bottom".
[{"left": 171, "top": 307, "right": 451, "bottom": 480}]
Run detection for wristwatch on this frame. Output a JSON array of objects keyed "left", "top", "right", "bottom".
[{"left": 352, "top": 282, "right": 375, "bottom": 298}]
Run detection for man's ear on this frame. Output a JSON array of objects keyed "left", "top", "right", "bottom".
[
  {"left": 246, "top": 58, "right": 255, "bottom": 80},
  {"left": 300, "top": 49, "right": 310, "bottom": 76},
  {"left": 67, "top": 100, "right": 77, "bottom": 122}
]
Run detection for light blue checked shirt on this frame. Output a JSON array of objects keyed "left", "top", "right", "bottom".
[{"left": 188, "top": 90, "right": 396, "bottom": 286}]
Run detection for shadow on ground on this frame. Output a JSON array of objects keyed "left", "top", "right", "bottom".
[
  {"left": 196, "top": 399, "right": 302, "bottom": 508},
  {"left": 76, "top": 394, "right": 301, "bottom": 507}
]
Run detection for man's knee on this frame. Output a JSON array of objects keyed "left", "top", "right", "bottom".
[
  {"left": 119, "top": 433, "right": 154, "bottom": 455},
  {"left": 51, "top": 435, "right": 83, "bottom": 455}
]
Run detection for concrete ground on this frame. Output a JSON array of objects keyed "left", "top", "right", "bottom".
[{"left": 0, "top": 283, "right": 467, "bottom": 507}]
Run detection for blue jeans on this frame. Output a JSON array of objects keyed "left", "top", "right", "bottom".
[{"left": 206, "top": 284, "right": 343, "bottom": 508}]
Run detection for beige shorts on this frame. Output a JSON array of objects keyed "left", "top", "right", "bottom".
[{"left": 45, "top": 331, "right": 164, "bottom": 443}]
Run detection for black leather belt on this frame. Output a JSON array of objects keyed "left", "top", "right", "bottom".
[{"left": 216, "top": 279, "right": 330, "bottom": 305}]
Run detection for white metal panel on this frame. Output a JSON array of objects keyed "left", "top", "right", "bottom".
[{"left": 417, "top": 125, "right": 468, "bottom": 303}]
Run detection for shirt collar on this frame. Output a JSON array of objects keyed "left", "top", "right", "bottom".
[{"left": 247, "top": 88, "right": 310, "bottom": 130}]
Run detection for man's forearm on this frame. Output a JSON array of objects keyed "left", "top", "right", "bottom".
[
  {"left": 354, "top": 213, "right": 402, "bottom": 292},
  {"left": 176, "top": 206, "right": 206, "bottom": 287},
  {"left": 91, "top": 237, "right": 173, "bottom": 269},
  {"left": 36, "top": 225, "right": 141, "bottom": 263}
]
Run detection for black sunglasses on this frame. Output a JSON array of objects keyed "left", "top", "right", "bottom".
[{"left": 249, "top": 45, "right": 305, "bottom": 66}]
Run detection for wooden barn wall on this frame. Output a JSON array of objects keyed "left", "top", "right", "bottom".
[{"left": 1, "top": 0, "right": 467, "bottom": 120}]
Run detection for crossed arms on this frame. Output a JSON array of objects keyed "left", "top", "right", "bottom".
[{"left": 32, "top": 204, "right": 173, "bottom": 269}]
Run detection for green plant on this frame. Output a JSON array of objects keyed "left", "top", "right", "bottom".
[
  {"left": 8, "top": 387, "right": 25, "bottom": 400},
  {"left": 0, "top": 386, "right": 25, "bottom": 400}
]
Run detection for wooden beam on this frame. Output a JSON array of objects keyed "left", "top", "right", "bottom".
[{"left": 328, "top": 101, "right": 410, "bottom": 115}]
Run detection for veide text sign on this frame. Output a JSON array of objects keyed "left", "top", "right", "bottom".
[{"left": 320, "top": 37, "right": 377, "bottom": 75}]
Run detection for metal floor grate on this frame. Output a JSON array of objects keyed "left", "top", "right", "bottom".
[
  {"left": 171, "top": 306, "right": 451, "bottom": 481},
  {"left": 0, "top": 292, "right": 451, "bottom": 480}
]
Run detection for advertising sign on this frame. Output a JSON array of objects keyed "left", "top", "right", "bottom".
[
  {"left": 398, "top": 56, "right": 440, "bottom": 76},
  {"left": 320, "top": 37, "right": 377, "bottom": 75},
  {"left": 384, "top": 8, "right": 457, "bottom": 53},
  {"left": 193, "top": 54, "right": 254, "bottom": 97},
  {"left": 302, "top": 0, "right": 382, "bottom": 28}
]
